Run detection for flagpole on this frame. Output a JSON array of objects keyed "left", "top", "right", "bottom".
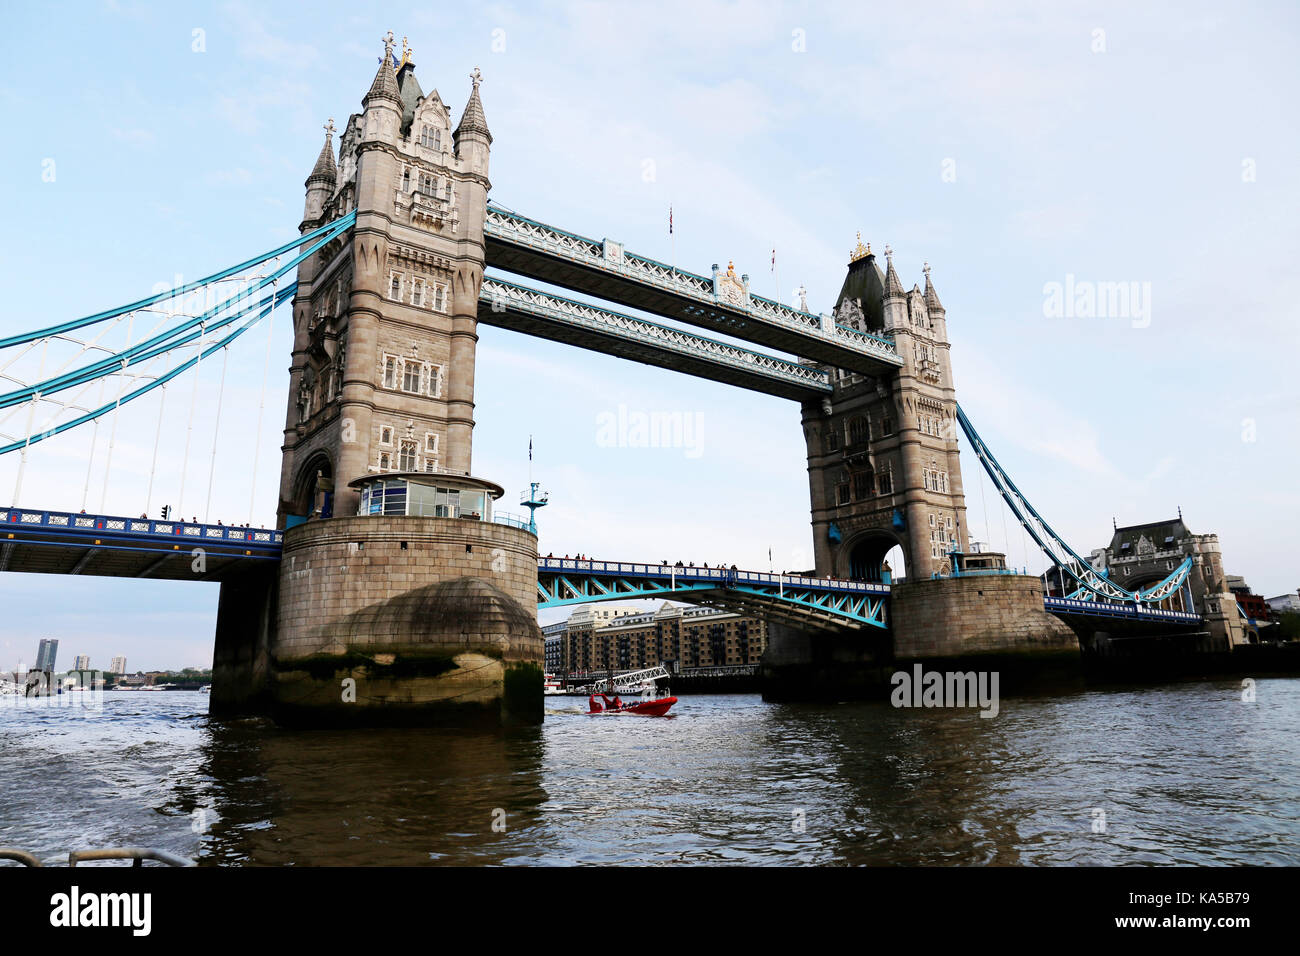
[
  {"left": 670, "top": 203, "right": 676, "bottom": 275},
  {"left": 773, "top": 247, "right": 780, "bottom": 306}
]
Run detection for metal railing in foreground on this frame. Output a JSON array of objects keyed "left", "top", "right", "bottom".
[{"left": 0, "top": 846, "right": 194, "bottom": 867}]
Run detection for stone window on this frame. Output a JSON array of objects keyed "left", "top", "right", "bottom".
[
  {"left": 412, "top": 280, "right": 424, "bottom": 307},
  {"left": 378, "top": 452, "right": 391, "bottom": 470},
  {"left": 853, "top": 470, "right": 873, "bottom": 499},
  {"left": 401, "top": 360, "right": 421, "bottom": 394},
  {"left": 424, "top": 432, "right": 438, "bottom": 454},
  {"left": 383, "top": 355, "right": 398, "bottom": 388},
  {"left": 428, "top": 365, "right": 441, "bottom": 397},
  {"left": 402, "top": 168, "right": 410, "bottom": 192},
  {"left": 434, "top": 285, "right": 446, "bottom": 312},
  {"left": 837, "top": 482, "right": 850, "bottom": 505},
  {"left": 879, "top": 472, "right": 893, "bottom": 495},
  {"left": 419, "top": 172, "right": 435, "bottom": 195},
  {"left": 379, "top": 426, "right": 393, "bottom": 445},
  {"left": 399, "top": 439, "right": 418, "bottom": 471},
  {"left": 389, "top": 275, "right": 402, "bottom": 300},
  {"left": 882, "top": 417, "right": 894, "bottom": 436},
  {"left": 848, "top": 416, "right": 868, "bottom": 446},
  {"left": 420, "top": 124, "right": 440, "bottom": 150},
  {"left": 424, "top": 458, "right": 439, "bottom": 473},
  {"left": 444, "top": 180, "right": 453, "bottom": 202}
]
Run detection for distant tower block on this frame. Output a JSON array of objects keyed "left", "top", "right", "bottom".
[
  {"left": 800, "top": 244, "right": 969, "bottom": 583},
  {"left": 212, "top": 39, "right": 542, "bottom": 728}
]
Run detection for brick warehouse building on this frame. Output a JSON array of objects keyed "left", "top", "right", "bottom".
[{"left": 545, "top": 603, "right": 768, "bottom": 675}]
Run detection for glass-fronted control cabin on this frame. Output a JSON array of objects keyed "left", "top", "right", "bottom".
[{"left": 349, "top": 473, "right": 506, "bottom": 523}]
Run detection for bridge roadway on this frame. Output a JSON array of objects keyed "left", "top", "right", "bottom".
[
  {"left": 0, "top": 507, "right": 282, "bottom": 581},
  {"left": 483, "top": 205, "right": 904, "bottom": 374},
  {"left": 537, "top": 557, "right": 891, "bottom": 633},
  {"left": 0, "top": 507, "right": 1206, "bottom": 631}
]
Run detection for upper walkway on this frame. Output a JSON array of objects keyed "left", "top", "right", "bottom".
[
  {"left": 478, "top": 276, "right": 831, "bottom": 400},
  {"left": 484, "top": 205, "right": 903, "bottom": 373}
]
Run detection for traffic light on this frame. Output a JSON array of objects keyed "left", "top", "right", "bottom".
[{"left": 160, "top": 505, "right": 170, "bottom": 520}]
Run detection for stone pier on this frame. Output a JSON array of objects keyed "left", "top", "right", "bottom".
[
  {"left": 212, "top": 515, "right": 543, "bottom": 727},
  {"left": 761, "top": 574, "right": 1082, "bottom": 700}
]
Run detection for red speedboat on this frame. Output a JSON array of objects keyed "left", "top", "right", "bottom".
[{"left": 588, "top": 692, "right": 676, "bottom": 717}]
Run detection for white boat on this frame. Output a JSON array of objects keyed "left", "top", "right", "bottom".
[{"left": 543, "top": 673, "right": 566, "bottom": 695}]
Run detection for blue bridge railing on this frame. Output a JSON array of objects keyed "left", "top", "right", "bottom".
[
  {"left": 1044, "top": 596, "right": 1200, "bottom": 623},
  {"left": 0, "top": 508, "right": 283, "bottom": 549}
]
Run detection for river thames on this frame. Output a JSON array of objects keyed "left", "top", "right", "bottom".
[{"left": 2, "top": 682, "right": 1297, "bottom": 866}]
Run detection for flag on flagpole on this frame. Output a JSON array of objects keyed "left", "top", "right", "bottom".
[
  {"left": 669, "top": 206, "right": 673, "bottom": 235},
  {"left": 771, "top": 249, "right": 776, "bottom": 271},
  {"left": 528, "top": 436, "right": 532, "bottom": 461}
]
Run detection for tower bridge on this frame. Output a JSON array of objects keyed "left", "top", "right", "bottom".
[{"left": 0, "top": 34, "right": 1249, "bottom": 725}]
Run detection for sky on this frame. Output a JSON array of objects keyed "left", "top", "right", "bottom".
[{"left": 0, "top": 0, "right": 1296, "bottom": 671}]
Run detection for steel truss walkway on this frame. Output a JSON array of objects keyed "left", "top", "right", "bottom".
[
  {"left": 478, "top": 277, "right": 830, "bottom": 400},
  {"left": 484, "top": 205, "right": 902, "bottom": 373}
]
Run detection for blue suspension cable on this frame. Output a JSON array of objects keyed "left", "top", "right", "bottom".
[
  {"left": 0, "top": 284, "right": 295, "bottom": 457},
  {"left": 956, "top": 403, "right": 1192, "bottom": 604},
  {"left": 0, "top": 213, "right": 353, "bottom": 349},
  {"left": 0, "top": 213, "right": 353, "bottom": 411}
]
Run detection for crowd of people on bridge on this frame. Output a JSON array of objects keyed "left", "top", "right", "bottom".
[{"left": 542, "top": 552, "right": 741, "bottom": 571}]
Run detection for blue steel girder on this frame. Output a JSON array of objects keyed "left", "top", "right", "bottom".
[
  {"left": 536, "top": 558, "right": 890, "bottom": 630},
  {"left": 483, "top": 205, "right": 903, "bottom": 374},
  {"left": 479, "top": 276, "right": 831, "bottom": 400}
]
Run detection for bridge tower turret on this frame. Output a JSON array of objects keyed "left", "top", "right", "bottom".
[
  {"left": 800, "top": 240, "right": 969, "bottom": 584},
  {"left": 277, "top": 35, "right": 494, "bottom": 522}
]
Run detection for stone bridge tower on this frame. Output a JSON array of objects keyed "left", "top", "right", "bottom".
[
  {"left": 800, "top": 239, "right": 969, "bottom": 583},
  {"left": 278, "top": 37, "right": 491, "bottom": 522},
  {"left": 212, "top": 36, "right": 542, "bottom": 728}
]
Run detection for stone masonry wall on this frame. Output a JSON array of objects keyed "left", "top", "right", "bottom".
[
  {"left": 276, "top": 515, "right": 539, "bottom": 663},
  {"left": 890, "top": 574, "right": 1079, "bottom": 660}
]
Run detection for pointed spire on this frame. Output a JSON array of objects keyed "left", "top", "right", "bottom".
[
  {"left": 923, "top": 261, "right": 944, "bottom": 313},
  {"left": 454, "top": 66, "right": 492, "bottom": 143},
  {"left": 307, "top": 118, "right": 337, "bottom": 186},
  {"left": 365, "top": 31, "right": 401, "bottom": 106},
  {"left": 883, "top": 245, "right": 904, "bottom": 299}
]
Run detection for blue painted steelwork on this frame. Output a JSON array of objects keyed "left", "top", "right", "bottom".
[
  {"left": 0, "top": 212, "right": 355, "bottom": 350},
  {"left": 0, "top": 212, "right": 354, "bottom": 411},
  {"left": 1044, "top": 596, "right": 1201, "bottom": 623},
  {"left": 536, "top": 557, "right": 891, "bottom": 628},
  {"left": 956, "top": 404, "right": 1193, "bottom": 606},
  {"left": 479, "top": 276, "right": 832, "bottom": 397},
  {"left": 483, "top": 204, "right": 903, "bottom": 370},
  {"left": 493, "top": 511, "right": 532, "bottom": 532},
  {"left": 0, "top": 285, "right": 296, "bottom": 456},
  {"left": 0, "top": 507, "right": 283, "bottom": 558}
]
